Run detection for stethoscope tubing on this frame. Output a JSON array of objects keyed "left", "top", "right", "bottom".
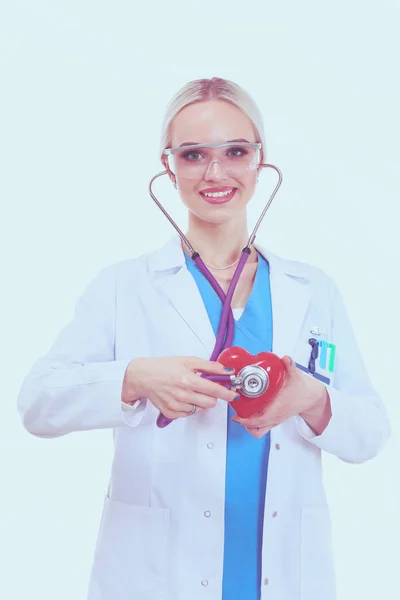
[{"left": 149, "top": 165, "right": 283, "bottom": 428}]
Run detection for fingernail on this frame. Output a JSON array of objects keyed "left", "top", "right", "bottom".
[{"left": 224, "top": 367, "right": 235, "bottom": 372}]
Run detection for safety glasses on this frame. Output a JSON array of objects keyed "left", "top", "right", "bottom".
[{"left": 163, "top": 141, "right": 262, "bottom": 180}]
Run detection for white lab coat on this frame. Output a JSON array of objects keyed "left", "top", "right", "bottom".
[{"left": 18, "top": 234, "right": 390, "bottom": 600}]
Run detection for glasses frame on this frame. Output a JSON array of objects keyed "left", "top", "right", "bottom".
[
  {"left": 163, "top": 141, "right": 263, "bottom": 178},
  {"left": 163, "top": 141, "right": 262, "bottom": 157}
]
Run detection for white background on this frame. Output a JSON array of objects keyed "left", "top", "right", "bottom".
[{"left": 1, "top": 1, "right": 399, "bottom": 598}]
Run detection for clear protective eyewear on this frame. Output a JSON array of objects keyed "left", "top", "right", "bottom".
[{"left": 163, "top": 141, "right": 262, "bottom": 180}]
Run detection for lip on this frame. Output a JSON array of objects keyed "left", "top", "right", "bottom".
[
  {"left": 199, "top": 187, "right": 237, "bottom": 204},
  {"left": 200, "top": 186, "right": 235, "bottom": 193}
]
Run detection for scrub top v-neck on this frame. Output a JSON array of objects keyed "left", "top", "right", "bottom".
[{"left": 185, "top": 252, "right": 273, "bottom": 600}]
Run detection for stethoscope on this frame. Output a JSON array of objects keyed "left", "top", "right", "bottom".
[{"left": 149, "top": 164, "right": 328, "bottom": 428}]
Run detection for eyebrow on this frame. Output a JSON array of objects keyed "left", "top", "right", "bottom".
[{"left": 177, "top": 138, "right": 251, "bottom": 147}]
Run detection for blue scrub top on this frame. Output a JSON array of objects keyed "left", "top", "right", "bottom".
[{"left": 185, "top": 252, "right": 273, "bottom": 600}]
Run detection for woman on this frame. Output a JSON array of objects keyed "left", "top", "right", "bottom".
[{"left": 18, "top": 77, "right": 390, "bottom": 600}]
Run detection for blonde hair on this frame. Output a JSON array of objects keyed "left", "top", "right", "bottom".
[{"left": 160, "top": 77, "right": 266, "bottom": 160}]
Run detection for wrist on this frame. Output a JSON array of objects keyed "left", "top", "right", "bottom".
[
  {"left": 122, "top": 358, "right": 145, "bottom": 405},
  {"left": 300, "top": 386, "right": 332, "bottom": 435},
  {"left": 301, "top": 381, "right": 327, "bottom": 415}
]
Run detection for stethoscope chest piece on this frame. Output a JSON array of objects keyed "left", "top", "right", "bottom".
[{"left": 237, "top": 365, "right": 269, "bottom": 397}]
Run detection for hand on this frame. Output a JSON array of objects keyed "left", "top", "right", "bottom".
[
  {"left": 122, "top": 356, "right": 238, "bottom": 419},
  {"left": 232, "top": 356, "right": 328, "bottom": 438}
]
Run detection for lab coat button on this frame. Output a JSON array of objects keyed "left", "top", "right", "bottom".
[
  {"left": 207, "top": 442, "right": 214, "bottom": 449},
  {"left": 272, "top": 511, "right": 278, "bottom": 518},
  {"left": 275, "top": 443, "right": 280, "bottom": 450},
  {"left": 201, "top": 580, "right": 209, "bottom": 587},
  {"left": 204, "top": 510, "right": 211, "bottom": 518},
  {"left": 263, "top": 578, "right": 269, "bottom": 585}
]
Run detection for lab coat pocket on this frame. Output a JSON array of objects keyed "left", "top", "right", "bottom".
[
  {"left": 300, "top": 507, "right": 336, "bottom": 600},
  {"left": 88, "top": 496, "right": 170, "bottom": 600}
]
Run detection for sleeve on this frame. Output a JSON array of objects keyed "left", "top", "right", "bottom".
[
  {"left": 295, "top": 277, "right": 391, "bottom": 463},
  {"left": 17, "top": 266, "right": 147, "bottom": 438}
]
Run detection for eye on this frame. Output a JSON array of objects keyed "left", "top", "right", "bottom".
[
  {"left": 181, "top": 150, "right": 204, "bottom": 161},
  {"left": 226, "top": 146, "right": 248, "bottom": 158}
]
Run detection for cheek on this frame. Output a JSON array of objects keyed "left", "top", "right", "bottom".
[
  {"left": 176, "top": 180, "right": 203, "bottom": 213},
  {"left": 177, "top": 179, "right": 196, "bottom": 203},
  {"left": 238, "top": 173, "right": 257, "bottom": 199}
]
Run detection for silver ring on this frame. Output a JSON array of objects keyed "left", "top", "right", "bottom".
[{"left": 188, "top": 404, "right": 197, "bottom": 416}]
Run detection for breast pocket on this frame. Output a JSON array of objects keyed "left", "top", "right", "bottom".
[
  {"left": 294, "top": 329, "right": 336, "bottom": 388},
  {"left": 300, "top": 507, "right": 336, "bottom": 600},
  {"left": 88, "top": 496, "right": 170, "bottom": 600}
]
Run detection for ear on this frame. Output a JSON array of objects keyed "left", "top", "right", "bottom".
[{"left": 161, "top": 155, "right": 177, "bottom": 188}]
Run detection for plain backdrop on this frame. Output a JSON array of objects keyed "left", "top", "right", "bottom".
[{"left": 1, "top": 1, "right": 399, "bottom": 599}]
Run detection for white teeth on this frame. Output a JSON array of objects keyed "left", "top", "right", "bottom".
[{"left": 202, "top": 189, "right": 234, "bottom": 198}]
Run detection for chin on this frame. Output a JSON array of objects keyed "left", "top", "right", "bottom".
[{"left": 193, "top": 206, "right": 246, "bottom": 227}]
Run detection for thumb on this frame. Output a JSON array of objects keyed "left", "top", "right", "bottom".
[{"left": 282, "top": 355, "right": 295, "bottom": 374}]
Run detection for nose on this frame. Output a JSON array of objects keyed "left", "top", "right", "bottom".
[{"left": 204, "top": 159, "right": 228, "bottom": 181}]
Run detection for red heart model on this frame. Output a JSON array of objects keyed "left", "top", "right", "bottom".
[{"left": 217, "top": 346, "right": 286, "bottom": 418}]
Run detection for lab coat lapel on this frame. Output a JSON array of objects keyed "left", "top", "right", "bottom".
[
  {"left": 256, "top": 245, "right": 311, "bottom": 358},
  {"left": 162, "top": 267, "right": 216, "bottom": 355},
  {"left": 148, "top": 236, "right": 216, "bottom": 356}
]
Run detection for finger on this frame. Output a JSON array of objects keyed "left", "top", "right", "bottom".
[
  {"left": 182, "top": 392, "right": 219, "bottom": 410},
  {"left": 232, "top": 412, "right": 267, "bottom": 427},
  {"left": 179, "top": 405, "right": 206, "bottom": 417},
  {"left": 152, "top": 392, "right": 203, "bottom": 419},
  {"left": 185, "top": 357, "right": 235, "bottom": 375},
  {"left": 246, "top": 426, "right": 271, "bottom": 439},
  {"left": 160, "top": 404, "right": 206, "bottom": 419},
  {"left": 189, "top": 374, "right": 238, "bottom": 402}
]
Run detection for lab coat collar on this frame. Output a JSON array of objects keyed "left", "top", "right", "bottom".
[
  {"left": 147, "top": 235, "right": 311, "bottom": 358},
  {"left": 147, "top": 234, "right": 311, "bottom": 280}
]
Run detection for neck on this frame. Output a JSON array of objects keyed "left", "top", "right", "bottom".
[{"left": 184, "top": 213, "right": 257, "bottom": 269}]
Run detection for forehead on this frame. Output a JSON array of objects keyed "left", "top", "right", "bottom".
[{"left": 169, "top": 100, "right": 257, "bottom": 147}]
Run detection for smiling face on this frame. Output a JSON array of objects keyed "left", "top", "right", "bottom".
[{"left": 164, "top": 100, "right": 261, "bottom": 225}]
